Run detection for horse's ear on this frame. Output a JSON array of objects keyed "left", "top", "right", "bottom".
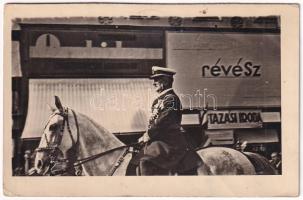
[
  {"left": 46, "top": 103, "right": 56, "bottom": 113},
  {"left": 54, "top": 96, "right": 64, "bottom": 112}
]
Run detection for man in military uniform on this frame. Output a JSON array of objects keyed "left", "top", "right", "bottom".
[{"left": 136, "top": 66, "right": 202, "bottom": 175}]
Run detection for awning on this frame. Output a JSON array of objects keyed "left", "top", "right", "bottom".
[
  {"left": 205, "top": 130, "right": 234, "bottom": 145},
  {"left": 260, "top": 112, "right": 281, "bottom": 123},
  {"left": 21, "top": 78, "right": 156, "bottom": 138},
  {"left": 236, "top": 129, "right": 279, "bottom": 144}
]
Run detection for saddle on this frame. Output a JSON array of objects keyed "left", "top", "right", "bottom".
[{"left": 128, "top": 144, "right": 203, "bottom": 176}]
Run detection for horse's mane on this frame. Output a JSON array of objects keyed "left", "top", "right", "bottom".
[
  {"left": 71, "top": 110, "right": 124, "bottom": 154},
  {"left": 62, "top": 109, "right": 127, "bottom": 175}
]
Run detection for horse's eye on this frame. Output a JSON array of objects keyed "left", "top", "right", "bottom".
[{"left": 49, "top": 124, "right": 58, "bottom": 131}]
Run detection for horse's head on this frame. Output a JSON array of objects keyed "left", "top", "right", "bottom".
[{"left": 34, "top": 96, "right": 78, "bottom": 175}]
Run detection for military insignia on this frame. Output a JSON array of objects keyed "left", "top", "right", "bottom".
[{"left": 157, "top": 99, "right": 165, "bottom": 110}]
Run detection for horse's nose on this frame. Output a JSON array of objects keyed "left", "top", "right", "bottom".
[{"left": 36, "top": 160, "right": 43, "bottom": 169}]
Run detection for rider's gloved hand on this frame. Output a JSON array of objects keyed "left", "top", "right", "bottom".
[{"left": 138, "top": 132, "right": 150, "bottom": 143}]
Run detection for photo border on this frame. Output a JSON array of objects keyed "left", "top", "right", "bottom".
[{"left": 3, "top": 3, "right": 299, "bottom": 197}]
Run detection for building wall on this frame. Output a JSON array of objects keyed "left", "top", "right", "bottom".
[{"left": 167, "top": 31, "right": 280, "bottom": 109}]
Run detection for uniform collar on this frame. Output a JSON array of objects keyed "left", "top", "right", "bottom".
[
  {"left": 151, "top": 88, "right": 174, "bottom": 106},
  {"left": 156, "top": 88, "right": 173, "bottom": 99}
]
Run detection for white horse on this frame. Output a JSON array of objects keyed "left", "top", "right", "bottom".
[{"left": 33, "top": 96, "right": 262, "bottom": 176}]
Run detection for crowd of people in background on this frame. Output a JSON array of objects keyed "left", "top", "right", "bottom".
[{"left": 269, "top": 152, "right": 282, "bottom": 174}]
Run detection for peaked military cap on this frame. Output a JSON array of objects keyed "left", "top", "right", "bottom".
[{"left": 150, "top": 66, "right": 176, "bottom": 79}]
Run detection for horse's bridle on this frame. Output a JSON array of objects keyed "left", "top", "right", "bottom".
[
  {"left": 34, "top": 107, "right": 144, "bottom": 176},
  {"left": 35, "top": 107, "right": 80, "bottom": 175}
]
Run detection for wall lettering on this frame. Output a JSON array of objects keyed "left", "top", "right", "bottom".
[{"left": 202, "top": 58, "right": 261, "bottom": 78}]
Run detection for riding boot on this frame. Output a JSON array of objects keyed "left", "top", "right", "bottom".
[
  {"left": 139, "top": 160, "right": 156, "bottom": 176},
  {"left": 139, "top": 160, "right": 170, "bottom": 175},
  {"left": 178, "top": 168, "right": 198, "bottom": 175}
]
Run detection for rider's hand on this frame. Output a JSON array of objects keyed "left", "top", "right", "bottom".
[
  {"left": 143, "top": 133, "right": 150, "bottom": 142},
  {"left": 138, "top": 132, "right": 150, "bottom": 143},
  {"left": 138, "top": 136, "right": 144, "bottom": 143}
]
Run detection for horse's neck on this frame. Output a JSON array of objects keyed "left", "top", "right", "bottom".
[{"left": 75, "top": 113, "right": 126, "bottom": 176}]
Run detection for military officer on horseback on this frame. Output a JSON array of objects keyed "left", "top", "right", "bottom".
[{"left": 136, "top": 66, "right": 202, "bottom": 175}]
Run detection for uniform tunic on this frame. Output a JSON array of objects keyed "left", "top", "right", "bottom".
[{"left": 139, "top": 88, "right": 202, "bottom": 172}]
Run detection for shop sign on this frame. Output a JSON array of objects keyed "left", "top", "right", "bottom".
[
  {"left": 201, "top": 58, "right": 261, "bottom": 78},
  {"left": 207, "top": 110, "right": 263, "bottom": 129}
]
